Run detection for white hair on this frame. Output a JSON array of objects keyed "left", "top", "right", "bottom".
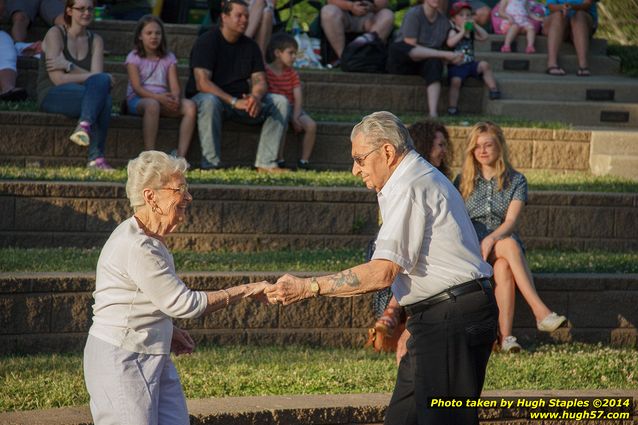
[
  {"left": 126, "top": 151, "right": 189, "bottom": 211},
  {"left": 350, "top": 111, "right": 413, "bottom": 153}
]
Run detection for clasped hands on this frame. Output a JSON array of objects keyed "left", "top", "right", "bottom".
[{"left": 243, "top": 274, "right": 312, "bottom": 306}]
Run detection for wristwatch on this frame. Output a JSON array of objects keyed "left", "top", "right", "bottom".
[
  {"left": 230, "top": 97, "right": 238, "bottom": 108},
  {"left": 65, "top": 62, "right": 74, "bottom": 73},
  {"left": 309, "top": 279, "right": 320, "bottom": 297}
]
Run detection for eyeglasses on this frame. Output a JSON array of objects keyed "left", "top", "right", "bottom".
[
  {"left": 352, "top": 146, "right": 380, "bottom": 166},
  {"left": 159, "top": 184, "right": 190, "bottom": 194},
  {"left": 72, "top": 6, "right": 95, "bottom": 13}
]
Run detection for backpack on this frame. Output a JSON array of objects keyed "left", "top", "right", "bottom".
[{"left": 341, "top": 36, "right": 387, "bottom": 73}]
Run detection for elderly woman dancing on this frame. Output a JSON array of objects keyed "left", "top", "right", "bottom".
[{"left": 83, "top": 151, "right": 267, "bottom": 425}]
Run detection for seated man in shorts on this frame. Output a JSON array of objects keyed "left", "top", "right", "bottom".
[
  {"left": 387, "top": 0, "right": 463, "bottom": 117},
  {"left": 320, "top": 0, "right": 394, "bottom": 64},
  {"left": 4, "top": 0, "right": 65, "bottom": 42}
]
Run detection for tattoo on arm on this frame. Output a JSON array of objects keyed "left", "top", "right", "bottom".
[
  {"left": 252, "top": 72, "right": 265, "bottom": 87},
  {"left": 328, "top": 269, "right": 360, "bottom": 292}
]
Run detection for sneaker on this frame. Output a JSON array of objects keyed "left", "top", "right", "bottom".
[
  {"left": 69, "top": 122, "right": 90, "bottom": 147},
  {"left": 500, "top": 336, "right": 522, "bottom": 353},
  {"left": 489, "top": 89, "right": 501, "bottom": 100},
  {"left": 500, "top": 45, "right": 512, "bottom": 53},
  {"left": 537, "top": 312, "right": 567, "bottom": 332},
  {"left": 276, "top": 159, "right": 286, "bottom": 168},
  {"left": 87, "top": 157, "right": 114, "bottom": 171},
  {"left": 447, "top": 107, "right": 460, "bottom": 116},
  {"left": 297, "top": 160, "right": 310, "bottom": 170},
  {"left": 200, "top": 158, "right": 224, "bottom": 170}
]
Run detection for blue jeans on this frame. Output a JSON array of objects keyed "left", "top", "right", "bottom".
[
  {"left": 40, "top": 73, "right": 112, "bottom": 161},
  {"left": 192, "top": 92, "right": 289, "bottom": 168}
]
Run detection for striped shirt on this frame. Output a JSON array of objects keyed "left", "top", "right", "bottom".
[{"left": 266, "top": 65, "right": 300, "bottom": 105}]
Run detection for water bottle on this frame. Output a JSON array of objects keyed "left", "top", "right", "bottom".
[{"left": 291, "top": 17, "right": 301, "bottom": 36}]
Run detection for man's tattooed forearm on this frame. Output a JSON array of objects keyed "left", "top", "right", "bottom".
[{"left": 329, "top": 269, "right": 360, "bottom": 290}]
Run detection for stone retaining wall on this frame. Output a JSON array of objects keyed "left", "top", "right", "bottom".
[
  {"left": 1, "top": 272, "right": 637, "bottom": 355},
  {"left": 1, "top": 181, "right": 636, "bottom": 251},
  {"left": 0, "top": 111, "right": 593, "bottom": 172},
  {"left": 0, "top": 391, "right": 636, "bottom": 425}
]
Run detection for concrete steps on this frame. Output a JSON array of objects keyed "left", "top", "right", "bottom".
[
  {"left": 485, "top": 98, "right": 638, "bottom": 127},
  {"left": 475, "top": 34, "right": 608, "bottom": 55},
  {"left": 3, "top": 19, "right": 608, "bottom": 58},
  {"left": 0, "top": 111, "right": 598, "bottom": 172},
  {"left": 494, "top": 72, "right": 638, "bottom": 102},
  {"left": 590, "top": 130, "right": 638, "bottom": 180},
  {"left": 476, "top": 51, "right": 621, "bottom": 75},
  {"left": 1, "top": 391, "right": 636, "bottom": 425},
  {"left": 1, "top": 180, "right": 636, "bottom": 252},
  {"left": 1, "top": 271, "right": 637, "bottom": 354}
]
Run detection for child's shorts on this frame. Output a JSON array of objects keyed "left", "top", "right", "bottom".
[
  {"left": 448, "top": 61, "right": 481, "bottom": 82},
  {"left": 126, "top": 95, "right": 143, "bottom": 115}
]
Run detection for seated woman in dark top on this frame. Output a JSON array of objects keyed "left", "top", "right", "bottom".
[
  {"left": 455, "top": 121, "right": 567, "bottom": 353},
  {"left": 38, "top": 0, "right": 114, "bottom": 170}
]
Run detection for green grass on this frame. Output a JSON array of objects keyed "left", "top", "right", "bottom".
[
  {"left": 1, "top": 247, "right": 637, "bottom": 273},
  {"left": 1, "top": 343, "right": 637, "bottom": 412},
  {"left": 1, "top": 166, "right": 637, "bottom": 192}
]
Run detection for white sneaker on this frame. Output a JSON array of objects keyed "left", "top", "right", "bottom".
[
  {"left": 501, "top": 336, "right": 522, "bottom": 353},
  {"left": 537, "top": 312, "right": 567, "bottom": 332}
]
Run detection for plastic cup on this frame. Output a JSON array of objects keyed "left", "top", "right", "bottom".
[{"left": 94, "top": 6, "right": 106, "bottom": 21}]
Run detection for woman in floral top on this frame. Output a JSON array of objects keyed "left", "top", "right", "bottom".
[{"left": 455, "top": 121, "right": 566, "bottom": 353}]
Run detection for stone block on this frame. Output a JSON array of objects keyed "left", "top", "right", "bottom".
[
  {"left": 192, "top": 329, "right": 247, "bottom": 346},
  {"left": 518, "top": 205, "right": 548, "bottom": 239},
  {"left": 568, "top": 291, "right": 638, "bottom": 328},
  {"left": 288, "top": 203, "right": 354, "bottom": 235},
  {"left": 507, "top": 139, "right": 534, "bottom": 169},
  {"left": 51, "top": 232, "right": 109, "bottom": 248},
  {"left": 85, "top": 199, "right": 131, "bottom": 232},
  {"left": 548, "top": 206, "right": 615, "bottom": 239},
  {"left": 363, "top": 84, "right": 417, "bottom": 113},
  {"left": 313, "top": 188, "right": 374, "bottom": 203},
  {"left": 321, "top": 329, "right": 367, "bottom": 348},
  {"left": 0, "top": 197, "right": 14, "bottom": 230},
  {"left": 353, "top": 204, "right": 380, "bottom": 235},
  {"left": 0, "top": 333, "right": 87, "bottom": 355},
  {"left": 280, "top": 298, "right": 352, "bottom": 328},
  {"left": 222, "top": 201, "right": 289, "bottom": 234},
  {"left": 15, "top": 198, "right": 87, "bottom": 231},
  {"left": 305, "top": 83, "right": 360, "bottom": 110},
  {"left": 614, "top": 208, "right": 638, "bottom": 239},
  {"left": 610, "top": 329, "right": 638, "bottom": 347},
  {"left": 0, "top": 181, "right": 49, "bottom": 197},
  {"left": 533, "top": 141, "right": 589, "bottom": 170},
  {"left": 246, "top": 329, "right": 322, "bottom": 346},
  {"left": 553, "top": 129, "right": 591, "bottom": 142},
  {"left": 203, "top": 299, "right": 278, "bottom": 329},
  {"left": 272, "top": 406, "right": 354, "bottom": 425},
  {"left": 352, "top": 294, "right": 376, "bottom": 328},
  {"left": 45, "top": 182, "right": 122, "bottom": 198},
  {"left": 51, "top": 293, "right": 93, "bottom": 332},
  {"left": 0, "top": 294, "right": 52, "bottom": 334},
  {"left": 179, "top": 201, "right": 223, "bottom": 233},
  {"left": 0, "top": 124, "right": 54, "bottom": 155}
]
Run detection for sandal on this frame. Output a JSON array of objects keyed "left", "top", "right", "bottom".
[
  {"left": 545, "top": 66, "right": 566, "bottom": 76},
  {"left": 577, "top": 67, "right": 591, "bottom": 77}
]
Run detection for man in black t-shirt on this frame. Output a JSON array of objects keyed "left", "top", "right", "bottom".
[{"left": 186, "top": 0, "right": 289, "bottom": 172}]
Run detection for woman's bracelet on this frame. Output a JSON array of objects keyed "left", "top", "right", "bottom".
[{"left": 220, "top": 289, "right": 230, "bottom": 307}]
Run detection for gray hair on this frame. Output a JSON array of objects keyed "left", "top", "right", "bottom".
[
  {"left": 126, "top": 151, "right": 189, "bottom": 211},
  {"left": 350, "top": 111, "right": 413, "bottom": 153}
]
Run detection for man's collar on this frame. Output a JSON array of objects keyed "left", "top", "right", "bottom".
[{"left": 378, "top": 149, "right": 420, "bottom": 198}]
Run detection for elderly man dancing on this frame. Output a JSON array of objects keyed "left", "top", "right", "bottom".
[{"left": 266, "top": 111, "right": 498, "bottom": 425}]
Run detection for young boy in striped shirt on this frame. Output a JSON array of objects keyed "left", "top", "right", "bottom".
[{"left": 265, "top": 33, "right": 317, "bottom": 170}]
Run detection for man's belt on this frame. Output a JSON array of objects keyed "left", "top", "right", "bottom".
[{"left": 404, "top": 278, "right": 492, "bottom": 316}]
